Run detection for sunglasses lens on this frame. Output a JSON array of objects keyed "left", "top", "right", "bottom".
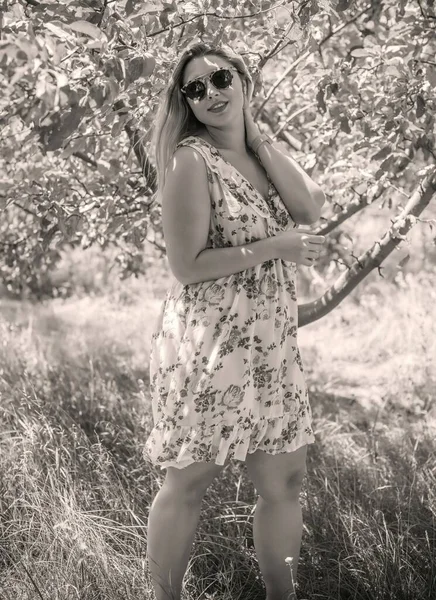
[
  {"left": 211, "top": 68, "right": 233, "bottom": 88},
  {"left": 184, "top": 80, "right": 206, "bottom": 101}
]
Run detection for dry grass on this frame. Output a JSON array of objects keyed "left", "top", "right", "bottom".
[{"left": 0, "top": 265, "right": 435, "bottom": 600}]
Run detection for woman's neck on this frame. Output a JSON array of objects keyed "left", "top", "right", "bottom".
[{"left": 197, "top": 127, "right": 248, "bottom": 155}]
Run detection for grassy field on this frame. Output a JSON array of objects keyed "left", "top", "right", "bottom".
[{"left": 0, "top": 260, "right": 435, "bottom": 600}]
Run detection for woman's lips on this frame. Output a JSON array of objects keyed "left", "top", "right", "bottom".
[{"left": 208, "top": 101, "right": 228, "bottom": 112}]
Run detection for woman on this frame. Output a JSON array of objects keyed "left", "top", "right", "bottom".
[{"left": 144, "top": 41, "right": 326, "bottom": 600}]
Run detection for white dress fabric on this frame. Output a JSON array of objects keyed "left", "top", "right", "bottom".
[{"left": 144, "top": 135, "right": 315, "bottom": 470}]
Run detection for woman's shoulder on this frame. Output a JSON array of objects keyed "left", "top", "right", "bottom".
[
  {"left": 174, "top": 135, "right": 209, "bottom": 162},
  {"left": 175, "top": 134, "right": 222, "bottom": 176}
]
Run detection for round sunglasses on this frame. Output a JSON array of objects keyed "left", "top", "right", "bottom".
[{"left": 180, "top": 67, "right": 239, "bottom": 102}]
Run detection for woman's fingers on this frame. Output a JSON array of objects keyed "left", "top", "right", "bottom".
[{"left": 307, "top": 247, "right": 321, "bottom": 263}]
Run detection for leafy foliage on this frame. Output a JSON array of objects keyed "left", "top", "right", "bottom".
[{"left": 1, "top": 0, "right": 435, "bottom": 297}]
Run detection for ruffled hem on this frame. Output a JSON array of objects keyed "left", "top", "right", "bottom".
[{"left": 144, "top": 412, "right": 315, "bottom": 470}]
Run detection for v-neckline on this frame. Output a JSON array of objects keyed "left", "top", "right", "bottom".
[{"left": 194, "top": 136, "right": 272, "bottom": 204}]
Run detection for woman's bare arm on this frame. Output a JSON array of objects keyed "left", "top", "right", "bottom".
[
  {"left": 162, "top": 146, "right": 279, "bottom": 285},
  {"left": 256, "top": 140, "right": 326, "bottom": 225}
]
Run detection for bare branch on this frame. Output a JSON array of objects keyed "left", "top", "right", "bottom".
[{"left": 298, "top": 167, "right": 436, "bottom": 327}]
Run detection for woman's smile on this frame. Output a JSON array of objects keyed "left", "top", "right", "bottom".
[{"left": 208, "top": 101, "right": 229, "bottom": 113}]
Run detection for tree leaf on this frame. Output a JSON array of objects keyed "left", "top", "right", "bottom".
[
  {"left": 416, "top": 94, "right": 426, "bottom": 119},
  {"left": 125, "top": 0, "right": 136, "bottom": 16},
  {"left": 42, "top": 225, "right": 58, "bottom": 249},
  {"left": 340, "top": 116, "right": 351, "bottom": 134},
  {"left": 385, "top": 65, "right": 402, "bottom": 77},
  {"left": 398, "top": 254, "right": 410, "bottom": 268},
  {"left": 127, "top": 57, "right": 144, "bottom": 84},
  {"left": 379, "top": 155, "right": 395, "bottom": 172},
  {"left": 44, "top": 22, "right": 72, "bottom": 40},
  {"left": 371, "top": 145, "right": 392, "bottom": 161},
  {"left": 350, "top": 48, "right": 371, "bottom": 58},
  {"left": 69, "top": 20, "right": 104, "bottom": 39},
  {"left": 181, "top": 2, "right": 200, "bottom": 13},
  {"left": 104, "top": 57, "right": 124, "bottom": 81},
  {"left": 316, "top": 88, "right": 326, "bottom": 113},
  {"left": 41, "top": 106, "right": 86, "bottom": 151},
  {"left": 142, "top": 54, "right": 156, "bottom": 77}
]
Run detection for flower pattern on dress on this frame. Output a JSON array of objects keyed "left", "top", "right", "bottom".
[{"left": 144, "top": 135, "right": 315, "bottom": 470}]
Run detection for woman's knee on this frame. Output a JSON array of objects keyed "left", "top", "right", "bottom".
[
  {"left": 264, "top": 466, "right": 306, "bottom": 502},
  {"left": 245, "top": 446, "right": 308, "bottom": 503},
  {"left": 164, "top": 461, "right": 224, "bottom": 502}
]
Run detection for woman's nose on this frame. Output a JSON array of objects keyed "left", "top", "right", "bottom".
[{"left": 205, "top": 79, "right": 219, "bottom": 96}]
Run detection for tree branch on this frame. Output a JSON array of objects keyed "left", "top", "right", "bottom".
[
  {"left": 113, "top": 100, "right": 157, "bottom": 194},
  {"left": 298, "top": 167, "right": 436, "bottom": 327}
]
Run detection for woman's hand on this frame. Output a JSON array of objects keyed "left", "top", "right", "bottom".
[{"left": 274, "top": 228, "right": 326, "bottom": 266}]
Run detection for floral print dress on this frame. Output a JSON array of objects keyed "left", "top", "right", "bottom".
[{"left": 144, "top": 135, "right": 315, "bottom": 470}]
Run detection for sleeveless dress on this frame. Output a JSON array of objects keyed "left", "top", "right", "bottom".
[{"left": 144, "top": 135, "right": 315, "bottom": 470}]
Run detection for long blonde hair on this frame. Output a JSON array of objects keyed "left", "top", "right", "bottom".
[{"left": 151, "top": 42, "right": 252, "bottom": 202}]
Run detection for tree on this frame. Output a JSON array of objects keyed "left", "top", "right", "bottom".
[{"left": 1, "top": 0, "right": 435, "bottom": 322}]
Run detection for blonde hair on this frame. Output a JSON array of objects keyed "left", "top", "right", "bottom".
[{"left": 151, "top": 42, "right": 252, "bottom": 202}]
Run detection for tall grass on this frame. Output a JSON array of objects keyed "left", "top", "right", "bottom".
[{"left": 0, "top": 267, "right": 435, "bottom": 599}]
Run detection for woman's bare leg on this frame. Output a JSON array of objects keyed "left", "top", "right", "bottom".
[
  {"left": 147, "top": 460, "right": 224, "bottom": 600},
  {"left": 245, "top": 445, "right": 308, "bottom": 600}
]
